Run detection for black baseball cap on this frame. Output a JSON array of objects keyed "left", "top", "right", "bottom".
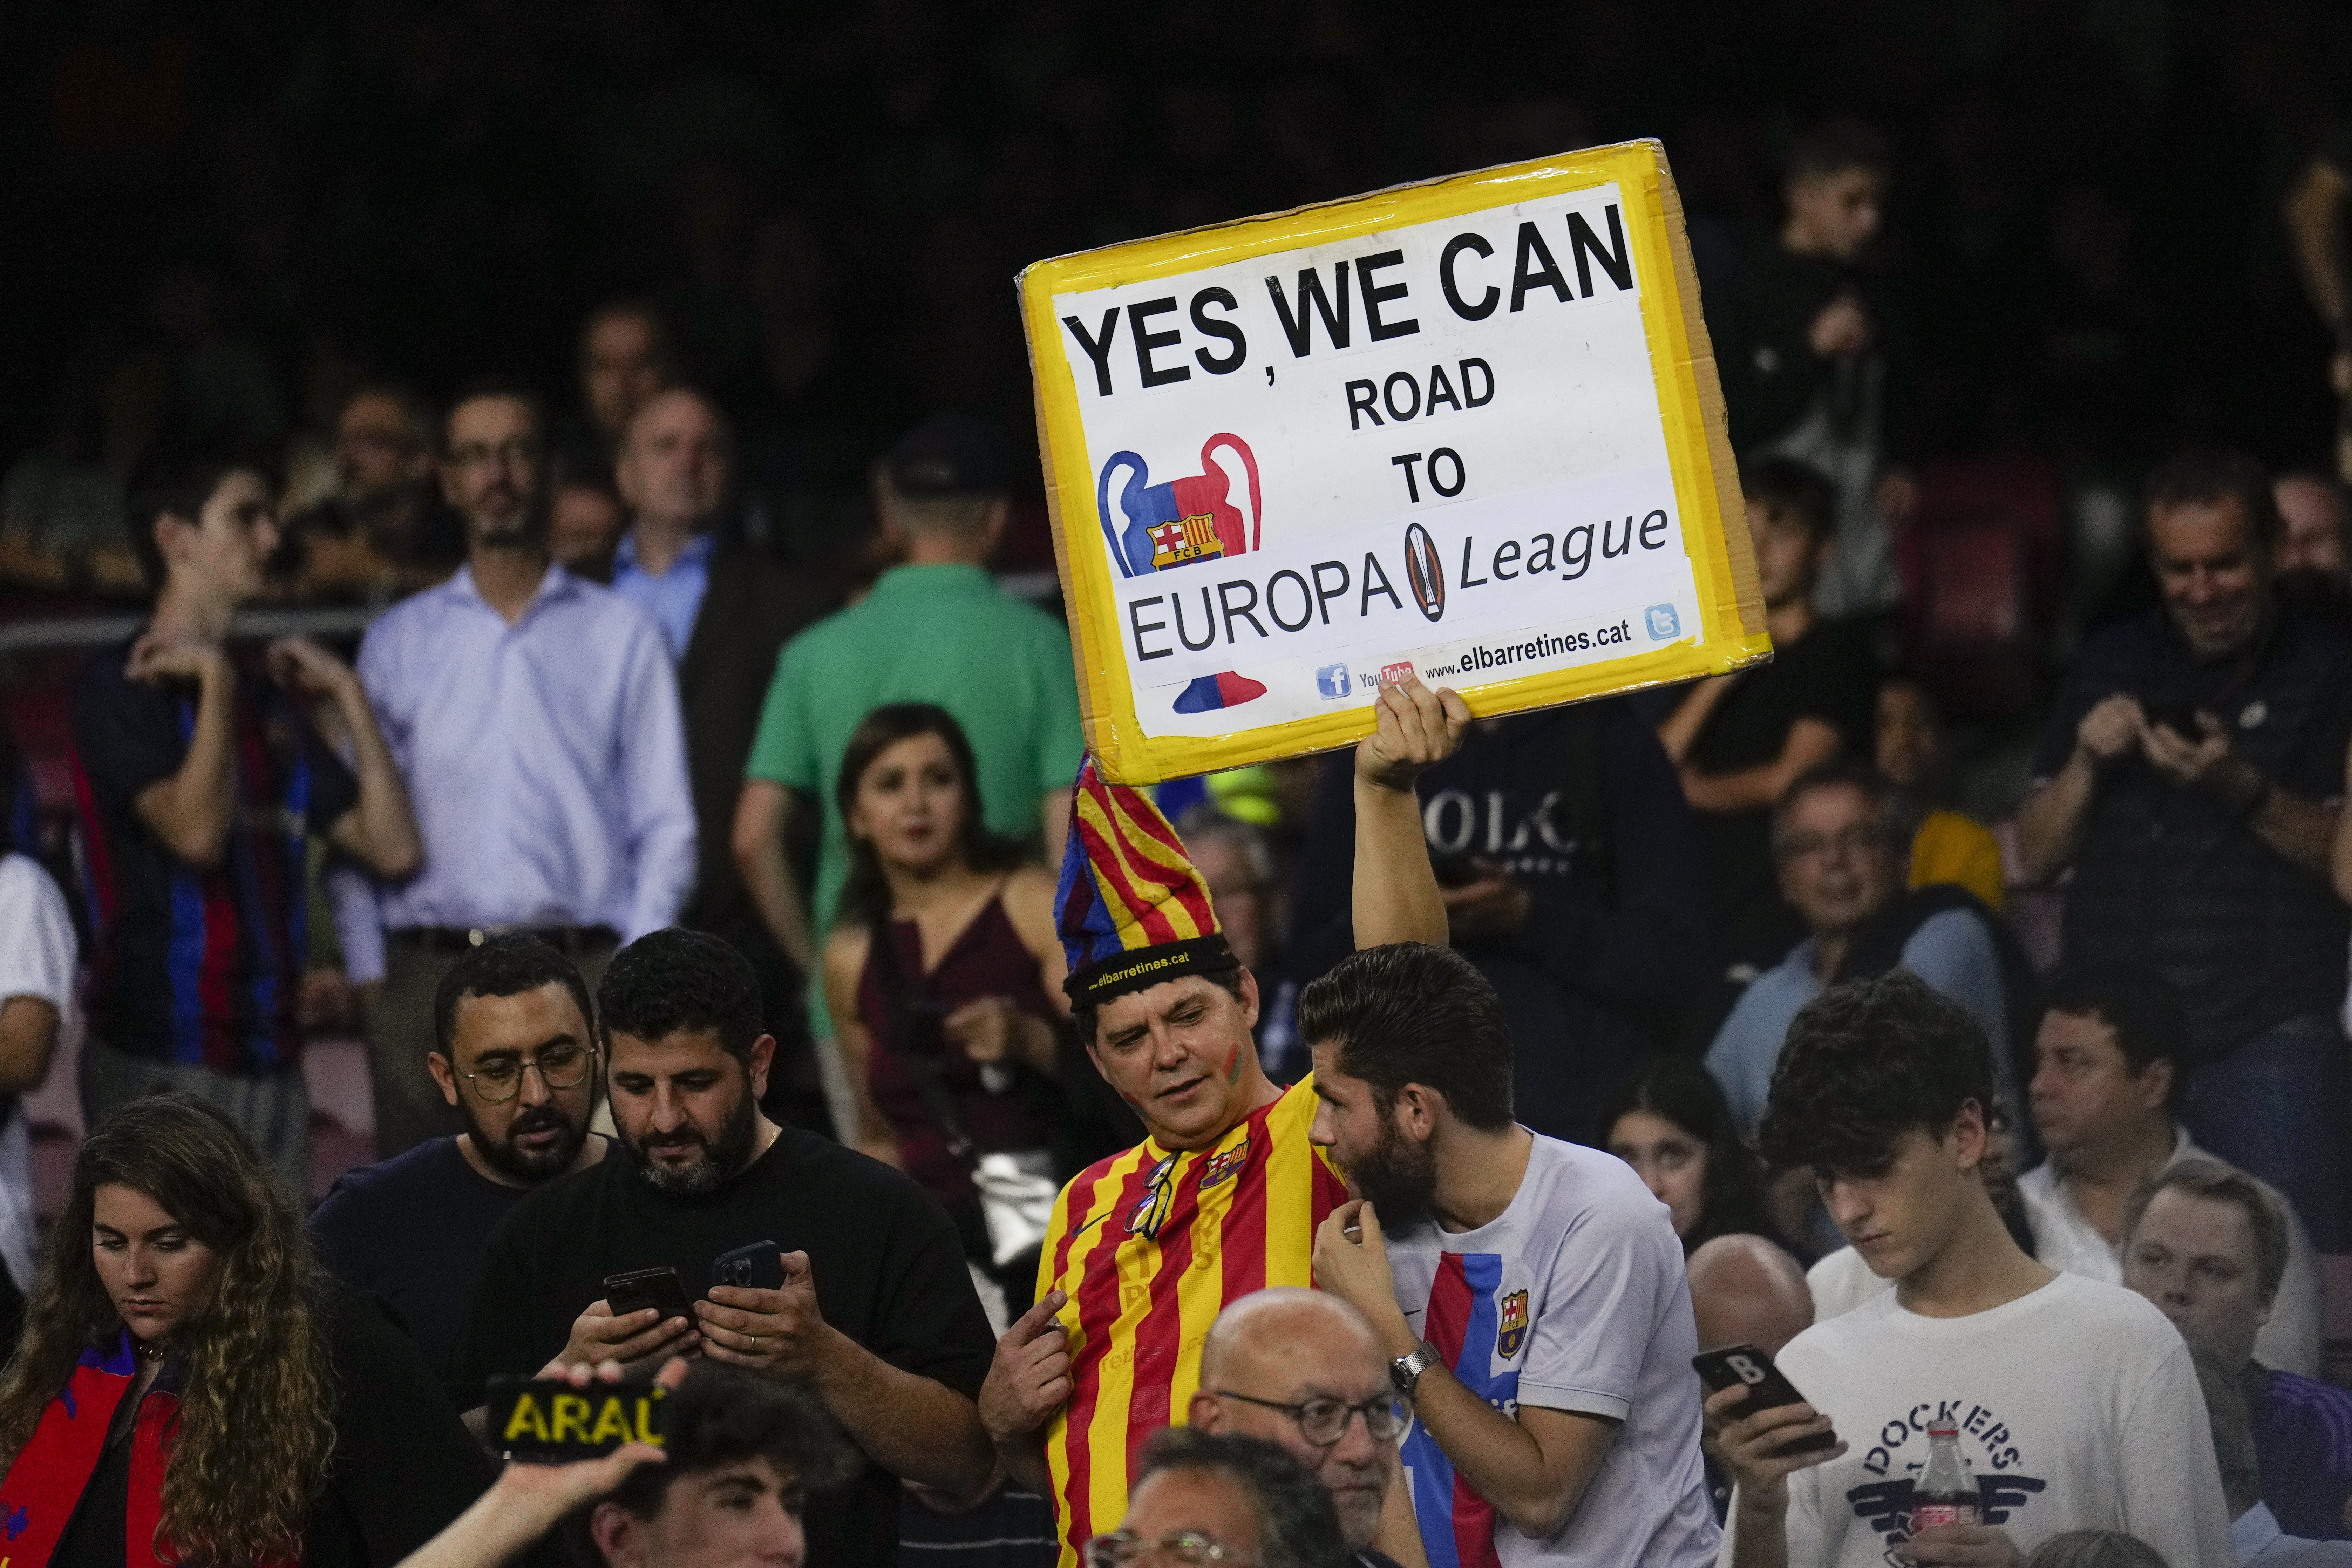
[{"left": 887, "top": 414, "right": 1014, "bottom": 497}]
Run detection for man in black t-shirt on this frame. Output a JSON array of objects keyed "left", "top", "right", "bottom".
[
  {"left": 451, "top": 928, "right": 997, "bottom": 1566},
  {"left": 1657, "top": 457, "right": 1877, "bottom": 985},
  {"left": 312, "top": 935, "right": 610, "bottom": 1375},
  {"left": 2016, "top": 447, "right": 2352, "bottom": 1251},
  {"left": 68, "top": 452, "right": 421, "bottom": 1193}
]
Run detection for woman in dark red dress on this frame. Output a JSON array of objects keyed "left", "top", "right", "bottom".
[{"left": 820, "top": 704, "right": 1069, "bottom": 1270}]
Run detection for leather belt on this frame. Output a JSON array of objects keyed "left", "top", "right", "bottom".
[{"left": 390, "top": 925, "right": 619, "bottom": 956}]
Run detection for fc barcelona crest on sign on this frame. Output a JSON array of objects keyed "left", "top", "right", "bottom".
[{"left": 1497, "top": 1289, "right": 1530, "bottom": 1358}]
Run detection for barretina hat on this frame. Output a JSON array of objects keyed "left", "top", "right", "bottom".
[{"left": 1054, "top": 755, "right": 1236, "bottom": 1003}]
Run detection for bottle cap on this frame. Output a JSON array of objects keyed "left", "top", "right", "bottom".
[{"left": 1928, "top": 1425, "right": 1959, "bottom": 1437}]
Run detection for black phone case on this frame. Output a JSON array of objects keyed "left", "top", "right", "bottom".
[
  {"left": 1691, "top": 1344, "right": 1837, "bottom": 1455},
  {"left": 604, "top": 1265, "right": 693, "bottom": 1321},
  {"left": 711, "top": 1241, "right": 786, "bottom": 1292}
]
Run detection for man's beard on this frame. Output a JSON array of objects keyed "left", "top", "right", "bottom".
[
  {"left": 1350, "top": 1114, "right": 1437, "bottom": 1233},
  {"left": 467, "top": 489, "right": 542, "bottom": 549},
  {"left": 628, "top": 1092, "right": 759, "bottom": 1198},
  {"left": 464, "top": 1099, "right": 589, "bottom": 1184}
]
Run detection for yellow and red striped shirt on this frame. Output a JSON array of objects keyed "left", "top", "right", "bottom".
[{"left": 1034, "top": 1075, "right": 1348, "bottom": 1566}]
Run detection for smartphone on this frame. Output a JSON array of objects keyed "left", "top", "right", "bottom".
[
  {"left": 2143, "top": 699, "right": 2204, "bottom": 738},
  {"left": 604, "top": 1265, "right": 694, "bottom": 1324},
  {"left": 712, "top": 1241, "right": 785, "bottom": 1292},
  {"left": 486, "top": 1374, "right": 669, "bottom": 1462},
  {"left": 1691, "top": 1344, "right": 1837, "bottom": 1454}
]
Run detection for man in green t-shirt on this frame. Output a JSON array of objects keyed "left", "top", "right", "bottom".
[{"left": 734, "top": 415, "right": 1083, "bottom": 1053}]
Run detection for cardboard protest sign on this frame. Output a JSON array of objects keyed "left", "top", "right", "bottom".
[{"left": 1019, "top": 137, "right": 1766, "bottom": 783}]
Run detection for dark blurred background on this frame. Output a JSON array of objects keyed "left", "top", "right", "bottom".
[{"left": 3, "top": 0, "right": 2347, "bottom": 535}]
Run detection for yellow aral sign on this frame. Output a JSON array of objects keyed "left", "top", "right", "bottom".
[{"left": 1018, "top": 138, "right": 1765, "bottom": 783}]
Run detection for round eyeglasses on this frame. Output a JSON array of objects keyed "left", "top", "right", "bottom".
[
  {"left": 1209, "top": 1389, "right": 1412, "bottom": 1446},
  {"left": 459, "top": 1042, "right": 597, "bottom": 1104},
  {"left": 1084, "top": 1529, "right": 1255, "bottom": 1567}
]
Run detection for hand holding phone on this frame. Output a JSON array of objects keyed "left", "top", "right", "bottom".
[
  {"left": 559, "top": 1269, "right": 699, "bottom": 1369},
  {"left": 2143, "top": 699, "right": 2205, "bottom": 741},
  {"left": 712, "top": 1241, "right": 785, "bottom": 1293},
  {"left": 1693, "top": 1342, "right": 1844, "bottom": 1503},
  {"left": 606, "top": 1265, "right": 694, "bottom": 1322}
]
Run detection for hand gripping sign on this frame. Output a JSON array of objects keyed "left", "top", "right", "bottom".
[{"left": 1019, "top": 137, "right": 1768, "bottom": 783}]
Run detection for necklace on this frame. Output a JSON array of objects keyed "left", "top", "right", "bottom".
[{"left": 134, "top": 1338, "right": 169, "bottom": 1365}]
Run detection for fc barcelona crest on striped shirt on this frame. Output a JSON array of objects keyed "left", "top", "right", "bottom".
[
  {"left": 1199, "top": 1137, "right": 1249, "bottom": 1190},
  {"left": 1497, "top": 1288, "right": 1530, "bottom": 1359}
]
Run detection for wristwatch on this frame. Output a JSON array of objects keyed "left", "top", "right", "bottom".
[{"left": 1389, "top": 1339, "right": 1442, "bottom": 1397}]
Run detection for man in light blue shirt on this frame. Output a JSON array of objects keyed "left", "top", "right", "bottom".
[
  {"left": 606, "top": 385, "right": 831, "bottom": 1123},
  {"left": 356, "top": 378, "right": 696, "bottom": 1156},
  {"left": 1706, "top": 761, "right": 2021, "bottom": 1141}
]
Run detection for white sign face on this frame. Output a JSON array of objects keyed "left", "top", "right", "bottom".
[
  {"left": 1022, "top": 140, "right": 1761, "bottom": 781},
  {"left": 1053, "top": 182, "right": 1697, "bottom": 734}
]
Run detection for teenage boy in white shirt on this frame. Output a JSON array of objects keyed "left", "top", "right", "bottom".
[
  {"left": 1708, "top": 971, "right": 2232, "bottom": 1568},
  {"left": 1309, "top": 942, "right": 1719, "bottom": 1568}
]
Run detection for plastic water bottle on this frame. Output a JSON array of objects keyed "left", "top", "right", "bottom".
[{"left": 1912, "top": 1426, "right": 1980, "bottom": 1531}]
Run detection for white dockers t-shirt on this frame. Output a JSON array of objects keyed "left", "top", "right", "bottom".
[
  {"left": 0, "top": 853, "right": 75, "bottom": 1291},
  {"left": 1721, "top": 1271, "right": 2231, "bottom": 1568},
  {"left": 1387, "top": 1132, "right": 1720, "bottom": 1568}
]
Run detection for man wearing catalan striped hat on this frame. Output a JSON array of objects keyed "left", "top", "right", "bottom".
[{"left": 980, "top": 673, "right": 1469, "bottom": 1568}]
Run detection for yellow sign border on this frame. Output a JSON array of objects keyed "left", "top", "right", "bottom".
[{"left": 1019, "top": 137, "right": 1766, "bottom": 783}]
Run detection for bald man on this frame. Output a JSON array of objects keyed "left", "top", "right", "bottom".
[
  {"left": 1686, "top": 1234, "right": 1813, "bottom": 1358},
  {"left": 1187, "top": 1288, "right": 1423, "bottom": 1568},
  {"left": 1686, "top": 1235, "right": 1814, "bottom": 1527},
  {"left": 611, "top": 387, "right": 830, "bottom": 1014}
]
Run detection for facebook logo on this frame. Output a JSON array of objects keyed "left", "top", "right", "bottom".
[
  {"left": 1644, "top": 604, "right": 1681, "bottom": 641},
  {"left": 1315, "top": 664, "right": 1352, "bottom": 699}
]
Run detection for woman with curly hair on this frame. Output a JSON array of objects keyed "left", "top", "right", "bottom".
[{"left": 0, "top": 1094, "right": 490, "bottom": 1567}]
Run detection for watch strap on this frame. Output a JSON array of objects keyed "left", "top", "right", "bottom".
[{"left": 1389, "top": 1339, "right": 1442, "bottom": 1395}]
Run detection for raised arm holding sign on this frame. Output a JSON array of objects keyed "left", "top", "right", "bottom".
[{"left": 1019, "top": 137, "right": 1765, "bottom": 785}]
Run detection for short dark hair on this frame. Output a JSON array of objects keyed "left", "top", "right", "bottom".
[
  {"left": 579, "top": 1363, "right": 854, "bottom": 1546},
  {"left": 1786, "top": 117, "right": 1892, "bottom": 182},
  {"left": 1760, "top": 971, "right": 1997, "bottom": 1175},
  {"left": 431, "top": 935, "right": 594, "bottom": 1062},
  {"left": 441, "top": 375, "right": 548, "bottom": 455},
  {"left": 1073, "top": 967, "right": 1246, "bottom": 1051},
  {"left": 1741, "top": 455, "right": 1837, "bottom": 544},
  {"left": 1131, "top": 1428, "right": 1350, "bottom": 1568},
  {"left": 125, "top": 450, "right": 276, "bottom": 592},
  {"left": 596, "top": 929, "right": 764, "bottom": 1060},
  {"left": 2122, "top": 1157, "right": 2289, "bottom": 1303},
  {"left": 2143, "top": 444, "right": 2280, "bottom": 552},
  {"left": 1295, "top": 943, "right": 1513, "bottom": 1131},
  {"left": 2040, "top": 964, "right": 2188, "bottom": 1115},
  {"left": 1770, "top": 758, "right": 1909, "bottom": 858}
]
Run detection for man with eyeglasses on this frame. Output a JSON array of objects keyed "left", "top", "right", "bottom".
[
  {"left": 1186, "top": 1289, "right": 1416, "bottom": 1567},
  {"left": 1704, "top": 759, "right": 2029, "bottom": 1142},
  {"left": 354, "top": 377, "right": 696, "bottom": 1157},
  {"left": 1089, "top": 1428, "right": 1352, "bottom": 1568},
  {"left": 313, "top": 934, "right": 609, "bottom": 1377}
]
